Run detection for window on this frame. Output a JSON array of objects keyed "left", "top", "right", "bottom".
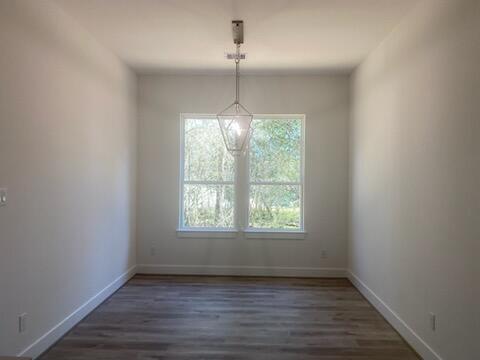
[
  {"left": 248, "top": 116, "right": 303, "bottom": 230},
  {"left": 181, "top": 116, "right": 235, "bottom": 229},
  {"left": 179, "top": 114, "right": 304, "bottom": 236}
]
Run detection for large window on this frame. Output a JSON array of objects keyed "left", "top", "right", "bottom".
[
  {"left": 180, "top": 114, "right": 304, "bottom": 234},
  {"left": 181, "top": 117, "right": 235, "bottom": 229},
  {"left": 248, "top": 116, "right": 303, "bottom": 230}
]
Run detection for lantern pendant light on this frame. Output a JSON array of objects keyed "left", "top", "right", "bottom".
[{"left": 217, "top": 20, "right": 253, "bottom": 156}]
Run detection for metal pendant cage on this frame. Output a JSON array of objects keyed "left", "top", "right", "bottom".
[{"left": 217, "top": 102, "right": 253, "bottom": 156}]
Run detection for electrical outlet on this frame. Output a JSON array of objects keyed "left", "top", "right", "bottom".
[
  {"left": 150, "top": 247, "right": 156, "bottom": 256},
  {"left": 429, "top": 312, "right": 436, "bottom": 331},
  {"left": 0, "top": 188, "right": 7, "bottom": 207},
  {"left": 19, "top": 313, "right": 27, "bottom": 333},
  {"left": 321, "top": 250, "right": 328, "bottom": 258}
]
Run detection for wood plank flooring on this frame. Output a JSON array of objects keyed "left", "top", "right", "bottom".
[{"left": 40, "top": 275, "right": 420, "bottom": 360}]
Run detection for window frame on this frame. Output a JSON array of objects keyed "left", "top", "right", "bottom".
[
  {"left": 178, "top": 114, "right": 237, "bottom": 232},
  {"left": 178, "top": 113, "right": 306, "bottom": 237},
  {"left": 245, "top": 114, "right": 305, "bottom": 232}
]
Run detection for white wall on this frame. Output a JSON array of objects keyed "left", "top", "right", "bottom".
[
  {"left": 0, "top": 0, "right": 137, "bottom": 357},
  {"left": 137, "top": 74, "right": 350, "bottom": 276},
  {"left": 349, "top": 0, "right": 480, "bottom": 359}
]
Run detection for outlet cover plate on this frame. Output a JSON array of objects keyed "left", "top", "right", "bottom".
[
  {"left": 19, "top": 313, "right": 27, "bottom": 333},
  {"left": 0, "top": 188, "right": 6, "bottom": 206}
]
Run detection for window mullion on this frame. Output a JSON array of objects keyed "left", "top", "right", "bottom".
[
  {"left": 248, "top": 181, "right": 301, "bottom": 186},
  {"left": 234, "top": 152, "right": 249, "bottom": 230},
  {"left": 184, "top": 180, "right": 234, "bottom": 185}
]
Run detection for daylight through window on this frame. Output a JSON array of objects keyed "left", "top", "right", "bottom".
[{"left": 180, "top": 115, "right": 304, "bottom": 232}]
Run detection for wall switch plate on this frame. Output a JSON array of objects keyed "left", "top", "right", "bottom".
[
  {"left": 0, "top": 188, "right": 6, "bottom": 206},
  {"left": 321, "top": 250, "right": 328, "bottom": 258},
  {"left": 19, "top": 313, "right": 27, "bottom": 333},
  {"left": 429, "top": 312, "right": 436, "bottom": 331}
]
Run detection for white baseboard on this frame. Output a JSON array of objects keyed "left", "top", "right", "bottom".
[
  {"left": 137, "top": 264, "right": 346, "bottom": 278},
  {"left": 18, "top": 265, "right": 137, "bottom": 359},
  {"left": 347, "top": 270, "right": 442, "bottom": 360},
  {"left": 18, "top": 265, "right": 439, "bottom": 359}
]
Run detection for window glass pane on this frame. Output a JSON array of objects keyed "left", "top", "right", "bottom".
[
  {"left": 184, "top": 184, "right": 234, "bottom": 228},
  {"left": 250, "top": 118, "right": 301, "bottom": 182},
  {"left": 184, "top": 118, "right": 234, "bottom": 181},
  {"left": 249, "top": 185, "right": 300, "bottom": 229}
]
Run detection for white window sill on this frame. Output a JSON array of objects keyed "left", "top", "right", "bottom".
[
  {"left": 244, "top": 230, "right": 307, "bottom": 240},
  {"left": 176, "top": 229, "right": 238, "bottom": 238},
  {"left": 177, "top": 229, "right": 307, "bottom": 240}
]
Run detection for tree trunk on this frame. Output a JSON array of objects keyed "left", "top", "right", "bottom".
[{"left": 214, "top": 151, "right": 224, "bottom": 223}]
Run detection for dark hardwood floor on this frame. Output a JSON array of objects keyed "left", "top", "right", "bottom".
[{"left": 40, "top": 275, "right": 420, "bottom": 360}]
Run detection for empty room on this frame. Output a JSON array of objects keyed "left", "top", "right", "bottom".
[{"left": 0, "top": 0, "right": 478, "bottom": 359}]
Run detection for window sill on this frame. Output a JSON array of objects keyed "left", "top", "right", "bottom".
[
  {"left": 176, "top": 229, "right": 238, "bottom": 238},
  {"left": 176, "top": 229, "right": 307, "bottom": 240},
  {"left": 243, "top": 230, "right": 307, "bottom": 240}
]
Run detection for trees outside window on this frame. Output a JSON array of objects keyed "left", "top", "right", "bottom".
[{"left": 180, "top": 115, "right": 304, "bottom": 232}]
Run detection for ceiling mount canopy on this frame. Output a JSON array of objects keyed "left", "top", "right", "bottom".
[{"left": 217, "top": 20, "right": 253, "bottom": 156}]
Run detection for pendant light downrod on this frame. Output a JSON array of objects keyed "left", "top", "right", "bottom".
[{"left": 235, "top": 44, "right": 240, "bottom": 104}]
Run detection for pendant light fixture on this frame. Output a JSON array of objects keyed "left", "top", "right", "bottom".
[{"left": 217, "top": 20, "right": 253, "bottom": 156}]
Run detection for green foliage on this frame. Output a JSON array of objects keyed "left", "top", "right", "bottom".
[
  {"left": 250, "top": 118, "right": 301, "bottom": 182},
  {"left": 249, "top": 118, "right": 302, "bottom": 229},
  {"left": 250, "top": 207, "right": 300, "bottom": 229},
  {"left": 182, "top": 117, "right": 302, "bottom": 230},
  {"left": 249, "top": 184, "right": 300, "bottom": 229},
  {"left": 183, "top": 118, "right": 234, "bottom": 227},
  {"left": 184, "top": 184, "right": 234, "bottom": 228},
  {"left": 185, "top": 118, "right": 234, "bottom": 181}
]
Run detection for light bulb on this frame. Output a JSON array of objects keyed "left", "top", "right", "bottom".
[{"left": 231, "top": 122, "right": 243, "bottom": 136}]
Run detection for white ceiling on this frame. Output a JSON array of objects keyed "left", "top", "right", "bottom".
[{"left": 54, "top": 0, "right": 419, "bottom": 74}]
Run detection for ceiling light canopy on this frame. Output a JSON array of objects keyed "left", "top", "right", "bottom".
[{"left": 217, "top": 20, "right": 253, "bottom": 156}]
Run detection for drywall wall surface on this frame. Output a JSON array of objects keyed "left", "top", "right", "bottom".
[
  {"left": 0, "top": 0, "right": 137, "bottom": 356},
  {"left": 137, "top": 74, "right": 350, "bottom": 274},
  {"left": 350, "top": 0, "right": 479, "bottom": 358}
]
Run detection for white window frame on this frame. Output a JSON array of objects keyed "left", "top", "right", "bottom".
[
  {"left": 177, "top": 113, "right": 306, "bottom": 239},
  {"left": 178, "top": 114, "right": 237, "bottom": 234},
  {"left": 245, "top": 114, "right": 305, "bottom": 235}
]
